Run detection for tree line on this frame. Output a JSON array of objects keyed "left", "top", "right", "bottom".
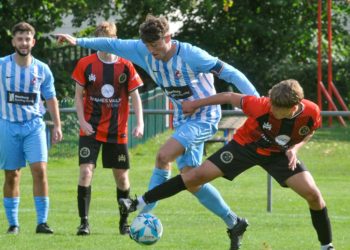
[{"left": 1, "top": 0, "right": 349, "bottom": 106}]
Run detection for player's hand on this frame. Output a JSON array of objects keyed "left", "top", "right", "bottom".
[
  {"left": 52, "top": 126, "right": 63, "bottom": 144},
  {"left": 80, "top": 121, "right": 95, "bottom": 136},
  {"left": 285, "top": 147, "right": 298, "bottom": 171},
  {"left": 182, "top": 100, "right": 197, "bottom": 115},
  {"left": 132, "top": 124, "right": 144, "bottom": 138},
  {"left": 55, "top": 33, "right": 77, "bottom": 46}
]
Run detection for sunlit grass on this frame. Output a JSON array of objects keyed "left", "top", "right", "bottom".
[{"left": 0, "top": 127, "right": 348, "bottom": 250}]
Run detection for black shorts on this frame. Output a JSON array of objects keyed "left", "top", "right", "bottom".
[
  {"left": 207, "top": 140, "right": 307, "bottom": 187},
  {"left": 78, "top": 136, "right": 130, "bottom": 169}
]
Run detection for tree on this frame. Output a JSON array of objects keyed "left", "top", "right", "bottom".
[
  {"left": 114, "top": 0, "right": 350, "bottom": 102},
  {"left": 0, "top": 0, "right": 116, "bottom": 57},
  {"left": 1, "top": 0, "right": 349, "bottom": 104},
  {"left": 173, "top": 0, "right": 350, "bottom": 101}
]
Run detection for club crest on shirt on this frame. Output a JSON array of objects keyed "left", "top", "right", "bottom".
[
  {"left": 299, "top": 126, "right": 310, "bottom": 136},
  {"left": 119, "top": 73, "right": 127, "bottom": 84},
  {"left": 220, "top": 151, "right": 234, "bottom": 164},
  {"left": 88, "top": 73, "right": 96, "bottom": 82},
  {"left": 174, "top": 70, "right": 182, "bottom": 79},
  {"left": 80, "top": 147, "right": 90, "bottom": 158},
  {"left": 101, "top": 84, "right": 115, "bottom": 98},
  {"left": 31, "top": 76, "right": 37, "bottom": 85},
  {"left": 262, "top": 122, "right": 272, "bottom": 130},
  {"left": 31, "top": 74, "right": 42, "bottom": 85}
]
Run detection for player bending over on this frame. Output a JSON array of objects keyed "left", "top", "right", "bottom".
[{"left": 120, "top": 79, "right": 335, "bottom": 250}]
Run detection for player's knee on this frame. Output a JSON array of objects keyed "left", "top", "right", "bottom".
[
  {"left": 186, "top": 185, "right": 201, "bottom": 193},
  {"left": 115, "top": 173, "right": 129, "bottom": 187},
  {"left": 79, "top": 168, "right": 93, "bottom": 183},
  {"left": 305, "top": 188, "right": 324, "bottom": 208},
  {"left": 5, "top": 170, "right": 20, "bottom": 181},
  {"left": 182, "top": 170, "right": 204, "bottom": 188},
  {"left": 32, "top": 170, "right": 46, "bottom": 182},
  {"left": 156, "top": 150, "right": 171, "bottom": 167}
]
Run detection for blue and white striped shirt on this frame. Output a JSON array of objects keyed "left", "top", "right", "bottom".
[
  {"left": 0, "top": 54, "right": 56, "bottom": 122},
  {"left": 77, "top": 38, "right": 259, "bottom": 128}
]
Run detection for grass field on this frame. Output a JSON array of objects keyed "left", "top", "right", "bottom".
[{"left": 0, "top": 126, "right": 349, "bottom": 250}]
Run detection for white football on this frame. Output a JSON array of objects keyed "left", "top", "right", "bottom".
[{"left": 129, "top": 213, "right": 163, "bottom": 245}]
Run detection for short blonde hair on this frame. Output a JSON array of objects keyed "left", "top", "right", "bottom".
[
  {"left": 94, "top": 21, "right": 117, "bottom": 37},
  {"left": 269, "top": 79, "right": 304, "bottom": 108}
]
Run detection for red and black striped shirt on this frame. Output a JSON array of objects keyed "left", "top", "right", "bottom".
[
  {"left": 72, "top": 53, "right": 143, "bottom": 144},
  {"left": 234, "top": 96, "right": 321, "bottom": 155}
]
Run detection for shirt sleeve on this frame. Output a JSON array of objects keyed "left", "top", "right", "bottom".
[
  {"left": 181, "top": 43, "right": 218, "bottom": 73},
  {"left": 182, "top": 43, "right": 259, "bottom": 97},
  {"left": 71, "top": 58, "right": 87, "bottom": 86},
  {"left": 40, "top": 64, "right": 56, "bottom": 100},
  {"left": 126, "top": 61, "right": 143, "bottom": 92},
  {"left": 241, "top": 96, "right": 268, "bottom": 117},
  {"left": 77, "top": 38, "right": 147, "bottom": 69},
  {"left": 218, "top": 62, "right": 260, "bottom": 97},
  {"left": 312, "top": 105, "right": 322, "bottom": 130}
]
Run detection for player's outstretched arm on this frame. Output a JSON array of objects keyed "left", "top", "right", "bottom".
[
  {"left": 219, "top": 63, "right": 260, "bottom": 97},
  {"left": 182, "top": 92, "right": 245, "bottom": 115},
  {"left": 55, "top": 34, "right": 77, "bottom": 46}
]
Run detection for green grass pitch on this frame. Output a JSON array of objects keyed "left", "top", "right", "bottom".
[{"left": 0, "top": 127, "right": 349, "bottom": 250}]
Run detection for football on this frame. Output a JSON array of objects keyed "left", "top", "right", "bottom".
[{"left": 129, "top": 213, "right": 163, "bottom": 245}]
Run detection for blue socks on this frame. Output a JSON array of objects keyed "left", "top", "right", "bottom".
[
  {"left": 34, "top": 196, "right": 49, "bottom": 225},
  {"left": 4, "top": 197, "right": 49, "bottom": 226},
  {"left": 140, "top": 168, "right": 171, "bottom": 213},
  {"left": 193, "top": 183, "right": 237, "bottom": 229},
  {"left": 140, "top": 169, "right": 237, "bottom": 229},
  {"left": 4, "top": 197, "right": 20, "bottom": 227}
]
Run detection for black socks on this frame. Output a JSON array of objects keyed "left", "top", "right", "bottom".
[
  {"left": 77, "top": 185, "right": 91, "bottom": 222},
  {"left": 310, "top": 207, "right": 332, "bottom": 245}
]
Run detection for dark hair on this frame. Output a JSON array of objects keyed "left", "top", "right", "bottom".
[
  {"left": 269, "top": 79, "right": 304, "bottom": 108},
  {"left": 12, "top": 22, "right": 35, "bottom": 36},
  {"left": 139, "top": 14, "right": 169, "bottom": 43}
]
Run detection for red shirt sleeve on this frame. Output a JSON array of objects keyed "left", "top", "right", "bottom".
[
  {"left": 306, "top": 100, "right": 322, "bottom": 130},
  {"left": 71, "top": 57, "right": 90, "bottom": 87},
  {"left": 241, "top": 96, "right": 270, "bottom": 117},
  {"left": 124, "top": 60, "right": 143, "bottom": 92}
]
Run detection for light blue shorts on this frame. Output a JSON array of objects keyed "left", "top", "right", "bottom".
[
  {"left": 0, "top": 117, "right": 48, "bottom": 170},
  {"left": 172, "top": 121, "right": 217, "bottom": 170}
]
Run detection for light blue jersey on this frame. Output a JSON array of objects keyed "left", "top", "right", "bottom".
[
  {"left": 77, "top": 38, "right": 259, "bottom": 128},
  {"left": 0, "top": 54, "right": 56, "bottom": 122}
]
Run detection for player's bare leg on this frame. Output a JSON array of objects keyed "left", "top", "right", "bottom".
[
  {"left": 140, "top": 138, "right": 183, "bottom": 213},
  {"left": 286, "top": 171, "right": 334, "bottom": 250}
]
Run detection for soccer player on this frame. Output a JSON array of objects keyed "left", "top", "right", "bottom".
[
  {"left": 120, "top": 80, "right": 335, "bottom": 250},
  {"left": 72, "top": 22, "right": 144, "bottom": 236},
  {"left": 0, "top": 22, "right": 62, "bottom": 234},
  {"left": 56, "top": 14, "right": 259, "bottom": 248}
]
